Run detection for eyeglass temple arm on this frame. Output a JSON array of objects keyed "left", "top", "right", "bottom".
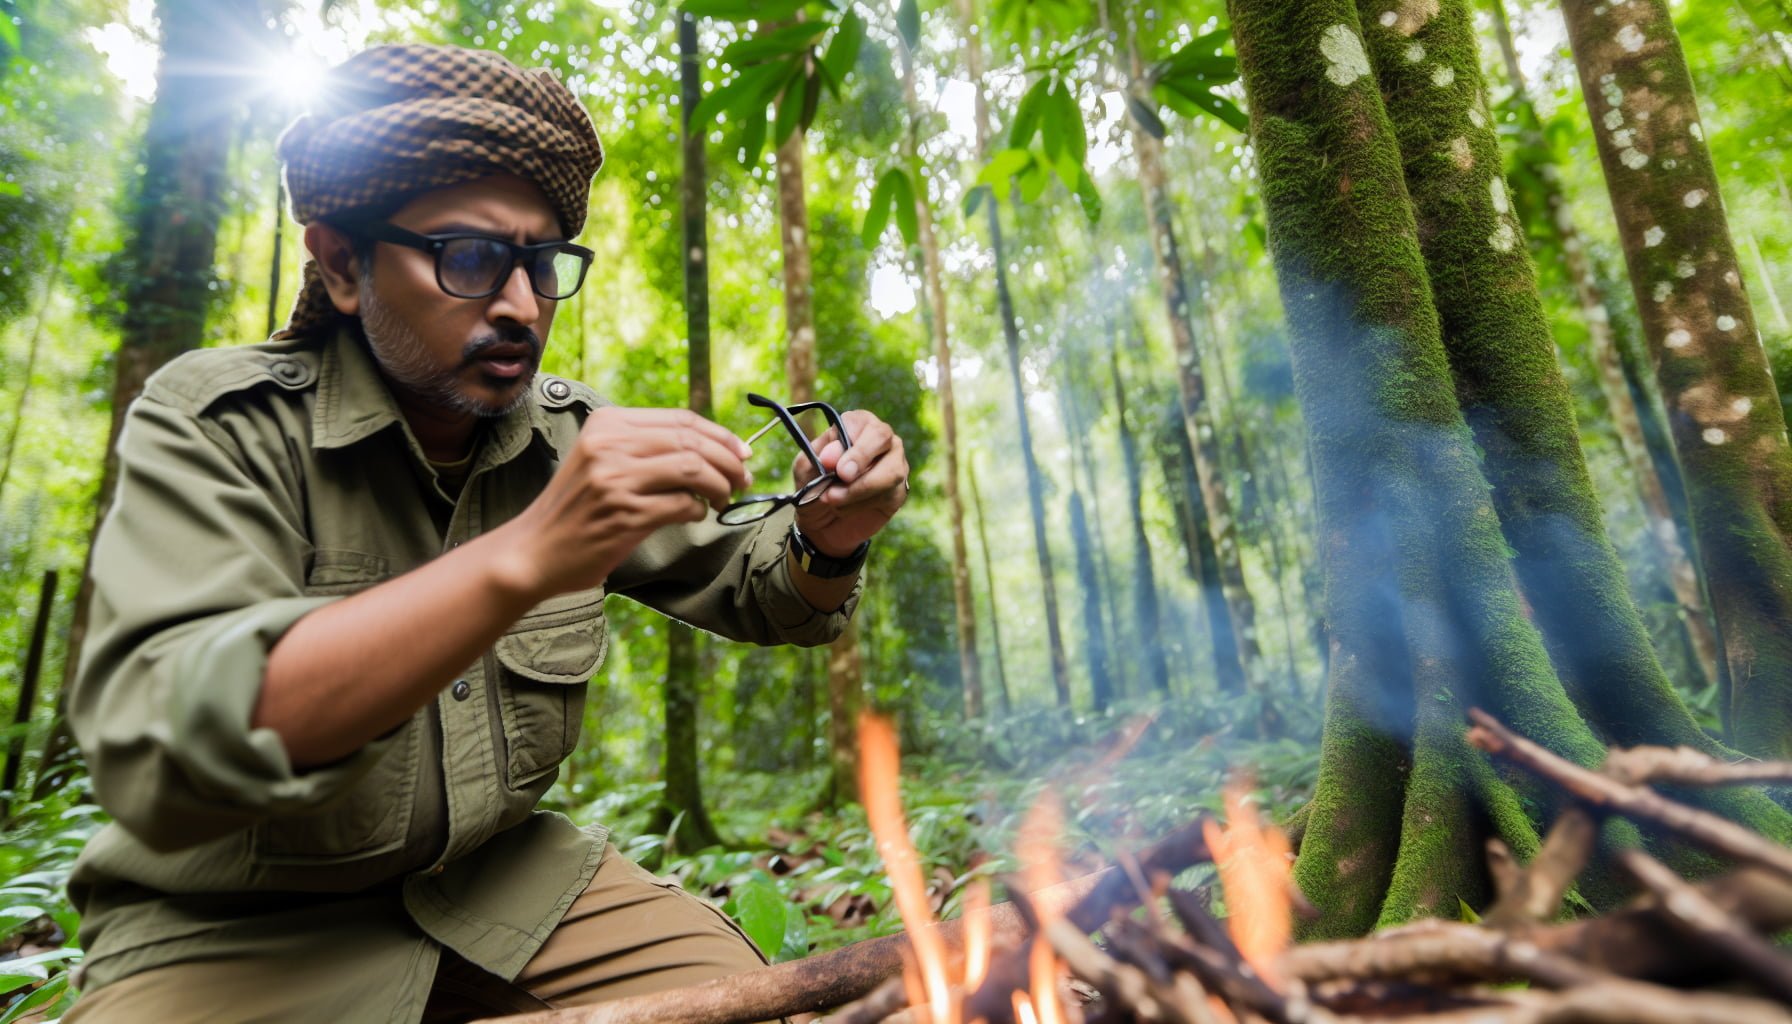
[{"left": 744, "top": 393, "right": 826, "bottom": 474}]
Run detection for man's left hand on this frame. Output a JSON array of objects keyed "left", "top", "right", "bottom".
[{"left": 793, "top": 409, "right": 908, "bottom": 557}]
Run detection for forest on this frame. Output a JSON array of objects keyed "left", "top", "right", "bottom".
[{"left": 5, "top": 0, "right": 1792, "bottom": 1019}]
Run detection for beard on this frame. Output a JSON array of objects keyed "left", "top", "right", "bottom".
[{"left": 358, "top": 283, "right": 542, "bottom": 420}]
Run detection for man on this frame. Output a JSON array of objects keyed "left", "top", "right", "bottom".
[{"left": 62, "top": 44, "right": 908, "bottom": 1022}]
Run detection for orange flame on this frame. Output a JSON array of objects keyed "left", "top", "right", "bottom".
[
  {"left": 961, "top": 878, "right": 992, "bottom": 991},
  {"left": 860, "top": 714, "right": 957, "bottom": 1024},
  {"left": 1201, "top": 777, "right": 1293, "bottom": 985},
  {"left": 1016, "top": 791, "right": 1069, "bottom": 1024}
]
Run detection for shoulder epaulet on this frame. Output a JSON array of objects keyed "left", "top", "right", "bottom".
[
  {"left": 534, "top": 374, "right": 605, "bottom": 413},
  {"left": 142, "top": 336, "right": 324, "bottom": 417}
]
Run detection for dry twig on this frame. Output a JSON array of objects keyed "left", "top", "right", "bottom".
[
  {"left": 1466, "top": 709, "right": 1792, "bottom": 881},
  {"left": 1601, "top": 745, "right": 1792, "bottom": 789},
  {"left": 1617, "top": 848, "right": 1792, "bottom": 1002}
]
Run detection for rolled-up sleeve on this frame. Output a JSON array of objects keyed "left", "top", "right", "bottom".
[
  {"left": 70, "top": 392, "right": 394, "bottom": 853},
  {"left": 607, "top": 505, "right": 857, "bottom": 647}
]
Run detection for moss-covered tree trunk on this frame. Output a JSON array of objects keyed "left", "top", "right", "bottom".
[
  {"left": 898, "top": 28, "right": 983, "bottom": 720},
  {"left": 959, "top": 0, "right": 1073, "bottom": 707},
  {"left": 1560, "top": 0, "right": 1792, "bottom": 756},
  {"left": 1488, "top": 0, "right": 1721, "bottom": 691},
  {"left": 1228, "top": 0, "right": 1792, "bottom": 937},
  {"left": 1068, "top": 490, "right": 1115, "bottom": 710},
  {"left": 654, "top": 11, "right": 722, "bottom": 853}
]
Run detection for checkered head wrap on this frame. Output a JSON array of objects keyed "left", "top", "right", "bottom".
[{"left": 272, "top": 44, "right": 603, "bottom": 339}]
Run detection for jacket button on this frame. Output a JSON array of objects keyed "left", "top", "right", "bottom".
[
  {"left": 428, "top": 864, "right": 446, "bottom": 877},
  {"left": 451, "top": 679, "right": 471, "bottom": 701},
  {"left": 544, "top": 378, "right": 572, "bottom": 402},
  {"left": 271, "top": 359, "right": 309, "bottom": 385}
]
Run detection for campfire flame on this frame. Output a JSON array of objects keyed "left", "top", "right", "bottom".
[
  {"left": 1200, "top": 777, "right": 1293, "bottom": 984},
  {"left": 1016, "top": 791, "right": 1070, "bottom": 1024},
  {"left": 860, "top": 714, "right": 958, "bottom": 1024},
  {"left": 962, "top": 878, "right": 992, "bottom": 991}
]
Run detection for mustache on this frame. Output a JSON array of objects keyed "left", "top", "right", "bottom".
[{"left": 460, "top": 326, "right": 542, "bottom": 367}]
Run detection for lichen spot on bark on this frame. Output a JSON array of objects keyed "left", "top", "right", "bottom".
[
  {"left": 1405, "top": 42, "right": 1426, "bottom": 62},
  {"left": 1490, "top": 222, "right": 1517, "bottom": 252},
  {"left": 1691, "top": 121, "right": 1704, "bottom": 141},
  {"left": 1616, "top": 24, "right": 1646, "bottom": 52},
  {"left": 1684, "top": 189, "right": 1708, "bottom": 208},
  {"left": 1666, "top": 327, "right": 1693, "bottom": 348},
  {"left": 1450, "top": 137, "right": 1473, "bottom": 169},
  {"left": 1379, "top": 9, "right": 1398, "bottom": 26},
  {"left": 1603, "top": 109, "right": 1624, "bottom": 130},
  {"left": 1726, "top": 270, "right": 1742, "bottom": 287},
  {"left": 1704, "top": 427, "right": 1728, "bottom": 445},
  {"left": 1321, "top": 25, "right": 1372, "bottom": 86},
  {"left": 1718, "top": 315, "right": 1738, "bottom": 331},
  {"left": 1676, "top": 258, "right": 1696, "bottom": 278},
  {"left": 1653, "top": 281, "right": 1673, "bottom": 302},
  {"left": 1469, "top": 106, "right": 1486, "bottom": 128},
  {"left": 1733, "top": 397, "right": 1753, "bottom": 414},
  {"left": 1393, "top": 0, "right": 1440, "bottom": 34},
  {"left": 1490, "top": 177, "right": 1510, "bottom": 214},
  {"left": 1620, "top": 147, "right": 1649, "bottom": 170},
  {"left": 1644, "top": 225, "right": 1665, "bottom": 247},
  {"left": 1431, "top": 65, "right": 1455, "bottom": 87}
]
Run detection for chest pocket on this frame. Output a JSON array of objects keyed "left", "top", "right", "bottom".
[
  {"left": 494, "top": 586, "right": 606, "bottom": 787},
  {"left": 252, "top": 550, "right": 418, "bottom": 865}
]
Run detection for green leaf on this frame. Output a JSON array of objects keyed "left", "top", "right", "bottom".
[
  {"left": 739, "top": 105, "right": 769, "bottom": 167},
  {"left": 0, "top": 14, "right": 18, "bottom": 57},
  {"left": 1019, "top": 162, "right": 1050, "bottom": 204},
  {"left": 683, "top": 0, "right": 804, "bottom": 19},
  {"left": 774, "top": 71, "right": 806, "bottom": 144},
  {"left": 1158, "top": 78, "right": 1249, "bottom": 133},
  {"left": 1008, "top": 77, "right": 1050, "bottom": 149},
  {"left": 777, "top": 902, "right": 811, "bottom": 961},
  {"left": 1457, "top": 896, "right": 1482, "bottom": 924},
  {"left": 821, "top": 9, "right": 865, "bottom": 87},
  {"left": 720, "top": 21, "right": 829, "bottom": 67},
  {"left": 961, "top": 184, "right": 988, "bottom": 218},
  {"left": 691, "top": 59, "right": 795, "bottom": 130},
  {"left": 1040, "top": 79, "right": 1085, "bottom": 165},
  {"left": 974, "top": 148, "right": 1033, "bottom": 189},
  {"left": 0, "top": 181, "right": 20, "bottom": 199},
  {"left": 0, "top": 904, "right": 44, "bottom": 939},
  {"left": 0, "top": 973, "right": 65, "bottom": 1024},
  {"left": 890, "top": 169, "right": 919, "bottom": 246},
  {"left": 896, "top": 0, "right": 921, "bottom": 50},
  {"left": 1164, "top": 28, "right": 1238, "bottom": 80},
  {"left": 861, "top": 168, "right": 901, "bottom": 245},
  {"left": 1072, "top": 164, "right": 1102, "bottom": 223},
  {"left": 1126, "top": 94, "right": 1166, "bottom": 139},
  {"left": 732, "top": 880, "right": 787, "bottom": 958}
]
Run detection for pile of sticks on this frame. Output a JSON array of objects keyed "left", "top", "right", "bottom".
[{"left": 491, "top": 711, "right": 1792, "bottom": 1024}]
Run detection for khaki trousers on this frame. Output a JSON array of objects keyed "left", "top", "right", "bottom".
[{"left": 63, "top": 846, "right": 768, "bottom": 1023}]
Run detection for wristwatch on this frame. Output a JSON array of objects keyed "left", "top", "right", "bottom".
[{"left": 788, "top": 525, "right": 870, "bottom": 579}]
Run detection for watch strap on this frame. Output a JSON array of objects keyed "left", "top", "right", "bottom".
[{"left": 789, "top": 526, "right": 869, "bottom": 579}]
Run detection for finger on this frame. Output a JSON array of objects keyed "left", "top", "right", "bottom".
[
  {"left": 603, "top": 406, "right": 754, "bottom": 460},
  {"left": 624, "top": 450, "right": 737, "bottom": 509},
  {"left": 631, "top": 489, "right": 713, "bottom": 528},
  {"left": 834, "top": 420, "right": 893, "bottom": 484},
  {"left": 827, "top": 439, "right": 908, "bottom": 510},
  {"left": 601, "top": 425, "right": 752, "bottom": 494}
]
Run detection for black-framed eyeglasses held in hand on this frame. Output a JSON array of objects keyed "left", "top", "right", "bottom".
[
  {"left": 719, "top": 393, "right": 854, "bottom": 526},
  {"left": 350, "top": 221, "right": 596, "bottom": 301}
]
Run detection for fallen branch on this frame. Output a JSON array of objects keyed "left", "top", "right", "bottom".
[
  {"left": 1276, "top": 920, "right": 1598, "bottom": 991},
  {"left": 1465, "top": 709, "right": 1792, "bottom": 881},
  {"left": 1482, "top": 807, "right": 1595, "bottom": 927},
  {"left": 490, "top": 818, "right": 1214, "bottom": 1024},
  {"left": 1601, "top": 745, "right": 1792, "bottom": 789},
  {"left": 1617, "top": 848, "right": 1792, "bottom": 1003}
]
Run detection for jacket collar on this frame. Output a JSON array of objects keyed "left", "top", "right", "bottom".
[{"left": 311, "top": 325, "right": 553, "bottom": 470}]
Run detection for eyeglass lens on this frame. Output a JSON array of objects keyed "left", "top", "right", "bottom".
[{"left": 438, "top": 238, "right": 587, "bottom": 300}]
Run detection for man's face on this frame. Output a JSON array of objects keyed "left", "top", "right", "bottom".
[{"left": 356, "top": 174, "right": 563, "bottom": 420}]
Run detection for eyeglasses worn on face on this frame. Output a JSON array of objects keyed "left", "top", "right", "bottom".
[
  {"left": 354, "top": 221, "right": 595, "bottom": 301},
  {"left": 719, "top": 393, "right": 854, "bottom": 526}
]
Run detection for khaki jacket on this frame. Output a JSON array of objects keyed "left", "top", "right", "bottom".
[{"left": 65, "top": 327, "right": 854, "bottom": 1020}]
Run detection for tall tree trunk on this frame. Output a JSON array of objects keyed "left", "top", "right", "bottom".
[
  {"left": 0, "top": 224, "right": 67, "bottom": 508},
  {"left": 897, "top": 32, "right": 982, "bottom": 719},
  {"left": 1055, "top": 368, "right": 1123, "bottom": 699},
  {"left": 1124, "top": 39, "right": 1270, "bottom": 708},
  {"left": 1488, "top": 0, "right": 1721, "bottom": 692},
  {"left": 1163, "top": 406, "right": 1249, "bottom": 696},
  {"left": 772, "top": 75, "right": 862, "bottom": 803},
  {"left": 967, "top": 459, "right": 1013, "bottom": 714},
  {"left": 1068, "top": 490, "right": 1114, "bottom": 710},
  {"left": 1111, "top": 326, "right": 1172, "bottom": 696},
  {"left": 1, "top": 571, "right": 57, "bottom": 817},
  {"left": 54, "top": 0, "right": 262, "bottom": 775},
  {"left": 654, "top": 10, "right": 722, "bottom": 853},
  {"left": 959, "top": 0, "right": 1073, "bottom": 707},
  {"left": 1228, "top": 0, "right": 1791, "bottom": 937},
  {"left": 1561, "top": 0, "right": 1792, "bottom": 756}
]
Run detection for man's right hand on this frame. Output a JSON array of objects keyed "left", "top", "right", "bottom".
[{"left": 491, "top": 406, "right": 753, "bottom": 601}]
